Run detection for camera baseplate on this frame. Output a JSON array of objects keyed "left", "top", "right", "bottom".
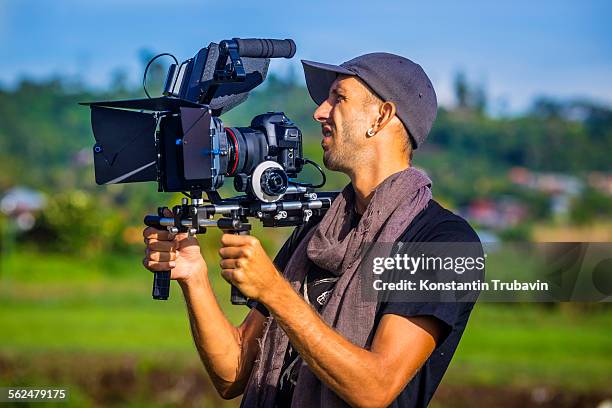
[{"left": 144, "top": 187, "right": 335, "bottom": 304}]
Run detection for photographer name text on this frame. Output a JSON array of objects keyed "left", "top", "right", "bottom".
[{"left": 372, "top": 279, "right": 549, "bottom": 292}]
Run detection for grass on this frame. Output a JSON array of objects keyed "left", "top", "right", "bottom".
[
  {"left": 452, "top": 303, "right": 612, "bottom": 391},
  {"left": 0, "top": 249, "right": 248, "bottom": 355},
  {"left": 0, "top": 248, "right": 611, "bottom": 405}
]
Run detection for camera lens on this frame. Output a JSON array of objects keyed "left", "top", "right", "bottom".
[
  {"left": 224, "top": 127, "right": 268, "bottom": 177},
  {"left": 260, "top": 168, "right": 288, "bottom": 196}
]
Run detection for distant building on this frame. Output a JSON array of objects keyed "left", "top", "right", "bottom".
[
  {"left": 0, "top": 187, "right": 46, "bottom": 231},
  {"left": 587, "top": 172, "right": 612, "bottom": 195},
  {"left": 464, "top": 197, "right": 529, "bottom": 229},
  {"left": 508, "top": 167, "right": 583, "bottom": 195},
  {"left": 508, "top": 167, "right": 584, "bottom": 218},
  {"left": 72, "top": 147, "right": 93, "bottom": 167}
]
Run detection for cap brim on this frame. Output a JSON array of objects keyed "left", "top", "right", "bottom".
[{"left": 301, "top": 60, "right": 355, "bottom": 105}]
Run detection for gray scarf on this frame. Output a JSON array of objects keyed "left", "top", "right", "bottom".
[{"left": 241, "top": 167, "right": 432, "bottom": 408}]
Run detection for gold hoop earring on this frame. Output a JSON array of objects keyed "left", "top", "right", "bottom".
[{"left": 367, "top": 128, "right": 376, "bottom": 137}]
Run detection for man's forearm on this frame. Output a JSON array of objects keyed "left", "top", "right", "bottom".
[
  {"left": 179, "top": 270, "right": 244, "bottom": 395},
  {"left": 260, "top": 279, "right": 391, "bottom": 407}
]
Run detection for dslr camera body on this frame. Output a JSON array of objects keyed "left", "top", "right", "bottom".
[{"left": 82, "top": 38, "right": 334, "bottom": 303}]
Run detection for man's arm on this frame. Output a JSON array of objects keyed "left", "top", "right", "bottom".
[
  {"left": 219, "top": 234, "right": 443, "bottom": 408},
  {"left": 143, "top": 226, "right": 266, "bottom": 399},
  {"left": 179, "top": 274, "right": 267, "bottom": 399}
]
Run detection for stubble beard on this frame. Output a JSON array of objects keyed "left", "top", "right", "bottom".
[{"left": 323, "top": 119, "right": 362, "bottom": 172}]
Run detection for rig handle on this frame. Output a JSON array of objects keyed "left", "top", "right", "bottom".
[
  {"left": 153, "top": 270, "right": 171, "bottom": 300},
  {"left": 231, "top": 284, "right": 247, "bottom": 305},
  {"left": 230, "top": 228, "right": 250, "bottom": 305},
  {"left": 151, "top": 207, "right": 173, "bottom": 301}
]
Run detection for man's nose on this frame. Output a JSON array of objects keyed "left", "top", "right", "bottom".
[{"left": 313, "top": 100, "right": 332, "bottom": 123}]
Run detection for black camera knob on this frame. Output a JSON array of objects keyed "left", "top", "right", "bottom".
[
  {"left": 260, "top": 168, "right": 288, "bottom": 196},
  {"left": 233, "top": 173, "right": 249, "bottom": 192}
]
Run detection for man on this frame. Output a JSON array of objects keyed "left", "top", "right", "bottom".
[{"left": 143, "top": 53, "right": 481, "bottom": 407}]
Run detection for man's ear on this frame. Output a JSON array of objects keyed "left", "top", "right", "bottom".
[{"left": 372, "top": 101, "right": 397, "bottom": 133}]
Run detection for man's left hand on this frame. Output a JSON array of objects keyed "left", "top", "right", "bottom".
[{"left": 218, "top": 234, "right": 283, "bottom": 302}]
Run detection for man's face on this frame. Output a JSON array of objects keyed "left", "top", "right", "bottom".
[{"left": 313, "top": 76, "right": 379, "bottom": 173}]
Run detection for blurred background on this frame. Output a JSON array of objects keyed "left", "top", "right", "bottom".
[{"left": 0, "top": 0, "right": 610, "bottom": 406}]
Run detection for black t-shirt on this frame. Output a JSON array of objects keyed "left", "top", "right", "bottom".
[{"left": 249, "top": 200, "right": 481, "bottom": 408}]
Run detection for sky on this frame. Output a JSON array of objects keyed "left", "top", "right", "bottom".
[{"left": 1, "top": 0, "right": 611, "bottom": 113}]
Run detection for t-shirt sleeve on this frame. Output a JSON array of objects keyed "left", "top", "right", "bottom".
[{"left": 379, "top": 301, "right": 473, "bottom": 346}]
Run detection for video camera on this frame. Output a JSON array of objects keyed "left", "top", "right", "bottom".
[{"left": 82, "top": 38, "right": 334, "bottom": 304}]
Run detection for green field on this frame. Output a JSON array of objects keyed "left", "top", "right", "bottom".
[{"left": 1, "top": 248, "right": 611, "bottom": 407}]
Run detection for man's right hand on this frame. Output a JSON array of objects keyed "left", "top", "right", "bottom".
[{"left": 142, "top": 222, "right": 207, "bottom": 284}]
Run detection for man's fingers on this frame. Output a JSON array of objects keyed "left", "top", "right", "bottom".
[
  {"left": 220, "top": 233, "right": 255, "bottom": 247},
  {"left": 220, "top": 259, "right": 241, "bottom": 270},
  {"left": 143, "top": 227, "right": 173, "bottom": 241},
  {"left": 220, "top": 269, "right": 234, "bottom": 284},
  {"left": 143, "top": 258, "right": 176, "bottom": 271},
  {"left": 149, "top": 251, "right": 176, "bottom": 262},
  {"left": 176, "top": 232, "right": 189, "bottom": 240},
  {"left": 220, "top": 269, "right": 244, "bottom": 285},
  {"left": 147, "top": 239, "right": 177, "bottom": 252},
  {"left": 218, "top": 246, "right": 245, "bottom": 259}
]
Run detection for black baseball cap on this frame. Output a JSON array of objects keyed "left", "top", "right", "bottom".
[{"left": 301, "top": 53, "right": 437, "bottom": 148}]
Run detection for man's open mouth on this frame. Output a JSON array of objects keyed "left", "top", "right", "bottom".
[
  {"left": 322, "top": 125, "right": 333, "bottom": 138},
  {"left": 321, "top": 125, "right": 333, "bottom": 148}
]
